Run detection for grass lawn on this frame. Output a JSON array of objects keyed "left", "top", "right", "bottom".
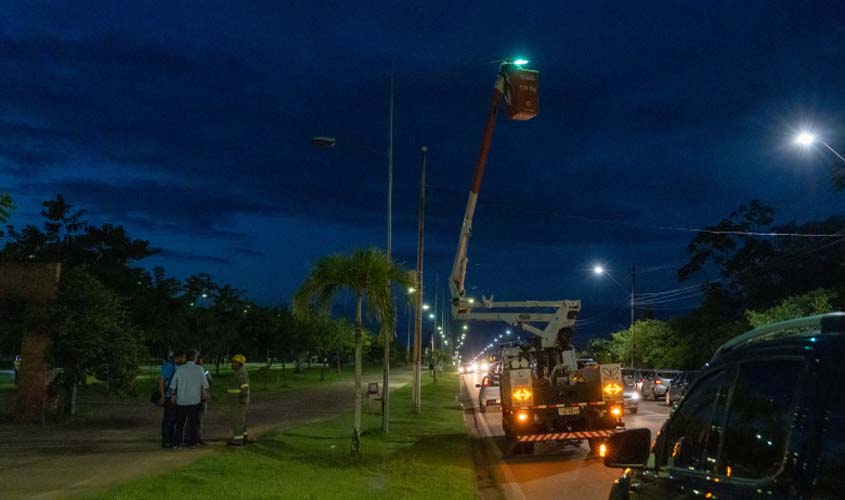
[{"left": 90, "top": 372, "right": 474, "bottom": 500}]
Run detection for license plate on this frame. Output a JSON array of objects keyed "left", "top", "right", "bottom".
[{"left": 558, "top": 407, "right": 580, "bottom": 416}]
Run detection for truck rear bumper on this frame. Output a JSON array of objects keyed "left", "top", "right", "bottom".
[{"left": 515, "top": 429, "right": 617, "bottom": 442}]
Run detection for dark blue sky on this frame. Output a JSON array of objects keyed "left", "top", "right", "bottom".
[{"left": 3, "top": 1, "right": 845, "bottom": 349}]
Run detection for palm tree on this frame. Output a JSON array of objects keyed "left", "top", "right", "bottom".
[{"left": 292, "top": 248, "right": 410, "bottom": 455}]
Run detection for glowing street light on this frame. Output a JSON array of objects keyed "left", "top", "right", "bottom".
[
  {"left": 506, "top": 330, "right": 512, "bottom": 335},
  {"left": 513, "top": 58, "right": 529, "bottom": 66},
  {"left": 422, "top": 304, "right": 430, "bottom": 311},
  {"left": 792, "top": 130, "right": 845, "bottom": 163},
  {"left": 795, "top": 132, "right": 816, "bottom": 146},
  {"left": 428, "top": 313, "right": 435, "bottom": 319},
  {"left": 592, "top": 264, "right": 605, "bottom": 275},
  {"left": 407, "top": 287, "right": 416, "bottom": 294},
  {"left": 462, "top": 325, "right": 468, "bottom": 331}
]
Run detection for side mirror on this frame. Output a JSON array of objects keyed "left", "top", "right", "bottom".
[
  {"left": 475, "top": 384, "right": 482, "bottom": 388},
  {"left": 603, "top": 428, "right": 651, "bottom": 468}
]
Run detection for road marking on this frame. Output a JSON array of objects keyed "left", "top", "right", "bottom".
[{"left": 462, "top": 377, "right": 528, "bottom": 500}]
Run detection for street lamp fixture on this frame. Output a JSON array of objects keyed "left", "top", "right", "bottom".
[
  {"left": 513, "top": 58, "right": 529, "bottom": 66},
  {"left": 592, "top": 265, "right": 605, "bottom": 275},
  {"left": 422, "top": 304, "right": 430, "bottom": 311},
  {"left": 462, "top": 325, "right": 468, "bottom": 331},
  {"left": 795, "top": 132, "right": 816, "bottom": 146},
  {"left": 407, "top": 287, "right": 416, "bottom": 294},
  {"left": 506, "top": 330, "right": 512, "bottom": 335},
  {"left": 792, "top": 130, "right": 845, "bottom": 163},
  {"left": 428, "top": 313, "right": 435, "bottom": 320}
]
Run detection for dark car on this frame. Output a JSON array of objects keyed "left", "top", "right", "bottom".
[
  {"left": 603, "top": 313, "right": 845, "bottom": 500},
  {"left": 664, "top": 370, "right": 699, "bottom": 405}
]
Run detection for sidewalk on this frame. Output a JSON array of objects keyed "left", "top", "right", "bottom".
[{"left": 0, "top": 369, "right": 411, "bottom": 499}]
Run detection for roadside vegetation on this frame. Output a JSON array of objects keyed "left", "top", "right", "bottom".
[
  {"left": 588, "top": 198, "right": 845, "bottom": 369},
  {"left": 0, "top": 196, "right": 409, "bottom": 417},
  {"left": 91, "top": 372, "right": 474, "bottom": 500}
]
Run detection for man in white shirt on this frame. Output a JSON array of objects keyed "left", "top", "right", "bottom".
[{"left": 169, "top": 350, "right": 209, "bottom": 448}]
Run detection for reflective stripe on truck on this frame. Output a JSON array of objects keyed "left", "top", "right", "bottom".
[{"left": 516, "top": 430, "right": 616, "bottom": 442}]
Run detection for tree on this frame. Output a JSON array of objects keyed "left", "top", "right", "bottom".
[
  {"left": 608, "top": 319, "right": 684, "bottom": 369},
  {"left": 49, "top": 267, "right": 140, "bottom": 415},
  {"left": 292, "top": 248, "right": 410, "bottom": 455},
  {"left": 0, "top": 193, "right": 14, "bottom": 224},
  {"left": 585, "top": 337, "right": 615, "bottom": 363},
  {"left": 746, "top": 289, "right": 838, "bottom": 328}
]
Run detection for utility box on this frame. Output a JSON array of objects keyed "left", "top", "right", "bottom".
[
  {"left": 367, "top": 382, "right": 382, "bottom": 415},
  {"left": 506, "top": 68, "right": 540, "bottom": 121}
]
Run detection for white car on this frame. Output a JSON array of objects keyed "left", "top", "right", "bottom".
[{"left": 476, "top": 374, "right": 501, "bottom": 413}]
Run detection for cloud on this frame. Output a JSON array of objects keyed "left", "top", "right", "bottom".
[{"left": 157, "top": 248, "right": 231, "bottom": 265}]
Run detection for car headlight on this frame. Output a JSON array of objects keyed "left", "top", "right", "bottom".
[
  {"left": 630, "top": 392, "right": 640, "bottom": 400},
  {"left": 470, "top": 362, "right": 478, "bottom": 372},
  {"left": 481, "top": 362, "right": 489, "bottom": 372},
  {"left": 458, "top": 366, "right": 464, "bottom": 373}
]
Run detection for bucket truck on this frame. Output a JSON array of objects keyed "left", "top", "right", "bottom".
[{"left": 451, "top": 61, "right": 623, "bottom": 456}]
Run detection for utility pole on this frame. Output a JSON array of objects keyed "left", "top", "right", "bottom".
[
  {"left": 412, "top": 146, "right": 427, "bottom": 414},
  {"left": 382, "top": 67, "right": 395, "bottom": 432},
  {"left": 630, "top": 265, "right": 636, "bottom": 368}
]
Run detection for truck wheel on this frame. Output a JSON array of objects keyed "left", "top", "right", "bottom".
[
  {"left": 504, "top": 436, "right": 519, "bottom": 457},
  {"left": 521, "top": 442, "right": 535, "bottom": 455},
  {"left": 479, "top": 400, "right": 486, "bottom": 413},
  {"left": 628, "top": 406, "right": 638, "bottom": 414},
  {"left": 651, "top": 389, "right": 657, "bottom": 401}
]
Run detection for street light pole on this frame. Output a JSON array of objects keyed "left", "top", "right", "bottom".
[
  {"left": 630, "top": 265, "right": 636, "bottom": 368},
  {"left": 382, "top": 66, "right": 395, "bottom": 433},
  {"left": 412, "top": 146, "right": 427, "bottom": 414}
]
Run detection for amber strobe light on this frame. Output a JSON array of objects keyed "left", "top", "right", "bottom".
[
  {"left": 610, "top": 406, "right": 622, "bottom": 417},
  {"left": 517, "top": 410, "right": 529, "bottom": 423}
]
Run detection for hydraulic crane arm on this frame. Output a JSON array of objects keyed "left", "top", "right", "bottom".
[
  {"left": 449, "top": 77, "right": 505, "bottom": 314},
  {"left": 448, "top": 62, "right": 581, "bottom": 350}
]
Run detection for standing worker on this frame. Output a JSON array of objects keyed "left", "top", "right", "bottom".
[{"left": 227, "top": 354, "right": 250, "bottom": 446}]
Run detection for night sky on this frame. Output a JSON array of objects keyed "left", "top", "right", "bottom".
[{"left": 3, "top": 2, "right": 845, "bottom": 350}]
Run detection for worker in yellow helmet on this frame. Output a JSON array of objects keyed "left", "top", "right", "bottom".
[{"left": 226, "top": 354, "right": 250, "bottom": 446}]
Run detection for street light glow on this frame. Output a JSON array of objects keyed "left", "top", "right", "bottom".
[
  {"left": 593, "top": 265, "right": 604, "bottom": 275},
  {"left": 513, "top": 58, "right": 529, "bottom": 66},
  {"left": 462, "top": 325, "right": 468, "bottom": 331},
  {"left": 422, "top": 304, "right": 430, "bottom": 310},
  {"left": 407, "top": 287, "right": 415, "bottom": 293},
  {"left": 428, "top": 313, "right": 435, "bottom": 319},
  {"left": 795, "top": 132, "right": 816, "bottom": 146}
]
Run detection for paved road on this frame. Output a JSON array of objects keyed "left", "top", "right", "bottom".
[{"left": 462, "top": 371, "right": 670, "bottom": 500}]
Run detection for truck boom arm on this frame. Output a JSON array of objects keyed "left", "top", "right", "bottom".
[{"left": 448, "top": 63, "right": 581, "bottom": 349}]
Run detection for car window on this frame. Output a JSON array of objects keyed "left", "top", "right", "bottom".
[
  {"left": 816, "top": 374, "right": 845, "bottom": 498},
  {"left": 660, "top": 369, "right": 732, "bottom": 472},
  {"left": 718, "top": 360, "right": 804, "bottom": 479}
]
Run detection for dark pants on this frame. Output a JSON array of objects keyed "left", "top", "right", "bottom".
[
  {"left": 174, "top": 403, "right": 202, "bottom": 446},
  {"left": 161, "top": 400, "right": 177, "bottom": 447}
]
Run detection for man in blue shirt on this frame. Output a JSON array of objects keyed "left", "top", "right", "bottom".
[{"left": 159, "top": 350, "right": 186, "bottom": 448}]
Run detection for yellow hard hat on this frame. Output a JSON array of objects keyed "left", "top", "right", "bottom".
[{"left": 231, "top": 354, "right": 246, "bottom": 364}]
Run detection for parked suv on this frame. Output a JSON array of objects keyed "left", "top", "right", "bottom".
[
  {"left": 664, "top": 370, "right": 699, "bottom": 405},
  {"left": 602, "top": 313, "right": 845, "bottom": 499},
  {"left": 639, "top": 370, "right": 679, "bottom": 400}
]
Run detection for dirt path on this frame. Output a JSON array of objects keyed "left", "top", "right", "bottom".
[{"left": 0, "top": 370, "right": 411, "bottom": 499}]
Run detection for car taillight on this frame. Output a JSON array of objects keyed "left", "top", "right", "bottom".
[{"left": 655, "top": 380, "right": 662, "bottom": 384}]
